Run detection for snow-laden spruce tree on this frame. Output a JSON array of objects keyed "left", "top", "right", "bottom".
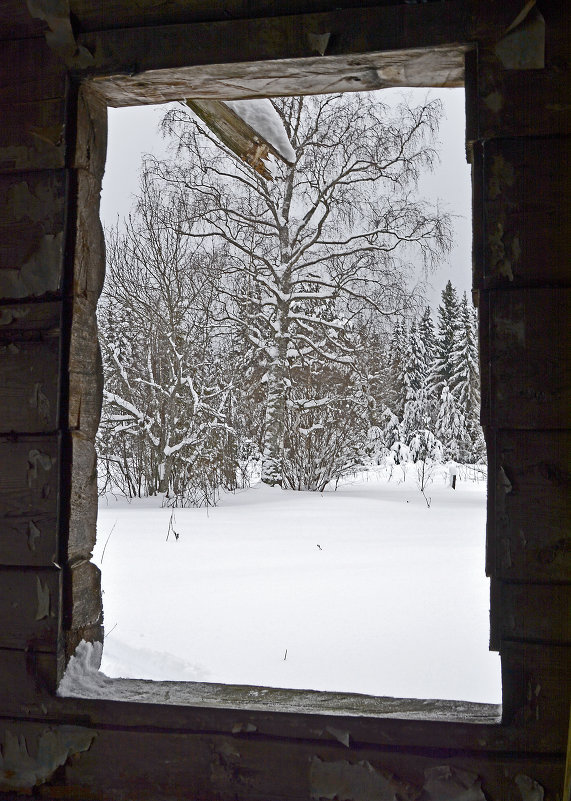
[
  {"left": 149, "top": 93, "right": 451, "bottom": 488},
  {"left": 449, "top": 292, "right": 485, "bottom": 462},
  {"left": 431, "top": 279, "right": 460, "bottom": 395},
  {"left": 98, "top": 176, "right": 239, "bottom": 503}
]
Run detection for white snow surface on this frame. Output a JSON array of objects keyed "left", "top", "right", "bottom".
[
  {"left": 83, "top": 466, "right": 500, "bottom": 704},
  {"left": 223, "top": 99, "right": 296, "bottom": 164}
]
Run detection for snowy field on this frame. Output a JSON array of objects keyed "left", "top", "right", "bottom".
[{"left": 93, "top": 465, "right": 501, "bottom": 704}]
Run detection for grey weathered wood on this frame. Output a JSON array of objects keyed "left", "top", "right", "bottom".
[
  {"left": 480, "top": 137, "right": 570, "bottom": 288},
  {"left": 0, "top": 38, "right": 66, "bottom": 105},
  {"left": 483, "top": 289, "right": 571, "bottom": 429},
  {"left": 0, "top": 170, "right": 66, "bottom": 300},
  {"left": 59, "top": 728, "right": 567, "bottom": 800},
  {"left": 85, "top": 45, "right": 467, "bottom": 109},
  {"left": 0, "top": 309, "right": 60, "bottom": 434},
  {"left": 79, "top": 4, "right": 470, "bottom": 78},
  {"left": 0, "top": 97, "right": 66, "bottom": 173},
  {"left": 0, "top": 435, "right": 59, "bottom": 519},
  {"left": 0, "top": 648, "right": 60, "bottom": 712},
  {"left": 0, "top": 567, "right": 61, "bottom": 651},
  {"left": 487, "top": 430, "right": 571, "bottom": 582},
  {"left": 493, "top": 580, "right": 571, "bottom": 644},
  {"left": 501, "top": 642, "right": 571, "bottom": 747},
  {"left": 186, "top": 99, "right": 293, "bottom": 179}
]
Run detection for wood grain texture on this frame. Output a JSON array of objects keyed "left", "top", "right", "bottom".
[
  {"left": 0, "top": 328, "right": 60, "bottom": 435},
  {"left": 0, "top": 38, "right": 66, "bottom": 105},
  {"left": 0, "top": 435, "right": 59, "bottom": 519},
  {"left": 501, "top": 642, "right": 571, "bottom": 747},
  {"left": 0, "top": 648, "right": 60, "bottom": 712},
  {"left": 492, "top": 580, "right": 571, "bottom": 644},
  {"left": 79, "top": 4, "right": 469, "bottom": 76},
  {"left": 487, "top": 430, "right": 571, "bottom": 582},
  {"left": 0, "top": 170, "right": 66, "bottom": 300},
  {"left": 480, "top": 137, "right": 570, "bottom": 288},
  {"left": 482, "top": 288, "right": 571, "bottom": 429},
  {"left": 54, "top": 728, "right": 567, "bottom": 800},
  {"left": 0, "top": 567, "right": 61, "bottom": 651},
  {"left": 0, "top": 97, "right": 66, "bottom": 173}
]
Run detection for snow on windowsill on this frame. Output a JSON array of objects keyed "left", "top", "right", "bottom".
[{"left": 58, "top": 641, "right": 501, "bottom": 723}]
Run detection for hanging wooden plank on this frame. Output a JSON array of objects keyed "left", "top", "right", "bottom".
[
  {"left": 483, "top": 288, "right": 571, "bottom": 429},
  {"left": 487, "top": 430, "right": 571, "bottom": 582},
  {"left": 186, "top": 99, "right": 293, "bottom": 179}
]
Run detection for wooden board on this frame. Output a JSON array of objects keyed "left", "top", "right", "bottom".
[
  {"left": 57, "top": 728, "right": 567, "bottom": 800},
  {"left": 0, "top": 567, "right": 61, "bottom": 651},
  {"left": 487, "top": 430, "right": 571, "bottom": 582},
  {"left": 0, "top": 170, "right": 66, "bottom": 300},
  {"left": 482, "top": 288, "right": 571, "bottom": 430},
  {"left": 0, "top": 38, "right": 66, "bottom": 105},
  {"left": 0, "top": 304, "right": 61, "bottom": 434},
  {"left": 0, "top": 648, "right": 60, "bottom": 713},
  {"left": 0, "top": 435, "right": 59, "bottom": 568},
  {"left": 79, "top": 4, "right": 469, "bottom": 77},
  {"left": 0, "top": 97, "right": 66, "bottom": 173},
  {"left": 480, "top": 137, "right": 570, "bottom": 288},
  {"left": 501, "top": 641, "right": 571, "bottom": 747},
  {"left": 492, "top": 580, "right": 571, "bottom": 644}
]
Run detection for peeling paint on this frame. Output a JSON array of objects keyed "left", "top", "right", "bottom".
[
  {"left": 29, "top": 124, "right": 65, "bottom": 147},
  {"left": 495, "top": 8, "right": 545, "bottom": 70},
  {"left": 483, "top": 92, "right": 503, "bottom": 114},
  {"left": 231, "top": 722, "right": 257, "bottom": 734},
  {"left": 0, "top": 726, "right": 95, "bottom": 791},
  {"left": 28, "top": 520, "right": 41, "bottom": 551},
  {"left": 494, "top": 314, "right": 525, "bottom": 347},
  {"left": 423, "top": 766, "right": 485, "bottom": 800},
  {"left": 325, "top": 726, "right": 351, "bottom": 747},
  {"left": 27, "top": 449, "right": 54, "bottom": 487},
  {"left": 499, "top": 466, "right": 513, "bottom": 494},
  {"left": 307, "top": 31, "right": 330, "bottom": 56},
  {"left": 309, "top": 757, "right": 417, "bottom": 801},
  {"left": 35, "top": 576, "right": 50, "bottom": 620},
  {"left": 515, "top": 773, "right": 545, "bottom": 801},
  {"left": 27, "top": 0, "right": 94, "bottom": 67},
  {"left": 0, "top": 231, "right": 63, "bottom": 299},
  {"left": 0, "top": 307, "right": 30, "bottom": 326},
  {"left": 489, "top": 155, "right": 515, "bottom": 199},
  {"left": 30, "top": 382, "right": 51, "bottom": 424}
]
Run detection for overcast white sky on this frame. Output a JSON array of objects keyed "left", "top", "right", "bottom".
[{"left": 100, "top": 88, "right": 471, "bottom": 309}]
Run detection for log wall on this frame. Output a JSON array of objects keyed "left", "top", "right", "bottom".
[{"left": 0, "top": 1, "right": 569, "bottom": 798}]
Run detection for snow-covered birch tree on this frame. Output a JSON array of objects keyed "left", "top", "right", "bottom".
[
  {"left": 148, "top": 92, "right": 451, "bottom": 488},
  {"left": 98, "top": 177, "right": 238, "bottom": 503}
]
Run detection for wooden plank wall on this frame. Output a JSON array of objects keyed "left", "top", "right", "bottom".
[
  {"left": 0, "top": 1, "right": 569, "bottom": 798},
  {"left": 471, "top": 0, "right": 571, "bottom": 754},
  {"left": 0, "top": 34, "right": 68, "bottom": 711}
]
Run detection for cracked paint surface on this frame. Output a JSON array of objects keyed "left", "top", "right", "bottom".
[{"left": 0, "top": 727, "right": 95, "bottom": 790}]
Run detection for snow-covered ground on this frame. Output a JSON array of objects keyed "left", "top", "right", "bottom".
[{"left": 93, "top": 465, "right": 501, "bottom": 703}]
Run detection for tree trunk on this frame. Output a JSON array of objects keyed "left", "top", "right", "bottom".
[{"left": 261, "top": 315, "right": 289, "bottom": 487}]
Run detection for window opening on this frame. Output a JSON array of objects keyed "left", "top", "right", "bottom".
[{"left": 90, "top": 88, "right": 501, "bottom": 704}]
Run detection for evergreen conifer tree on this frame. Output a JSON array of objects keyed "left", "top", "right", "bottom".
[{"left": 431, "top": 280, "right": 460, "bottom": 394}]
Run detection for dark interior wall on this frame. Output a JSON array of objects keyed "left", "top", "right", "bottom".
[{"left": 0, "top": 2, "right": 569, "bottom": 798}]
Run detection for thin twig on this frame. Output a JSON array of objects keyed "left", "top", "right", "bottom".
[{"left": 100, "top": 521, "right": 117, "bottom": 563}]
